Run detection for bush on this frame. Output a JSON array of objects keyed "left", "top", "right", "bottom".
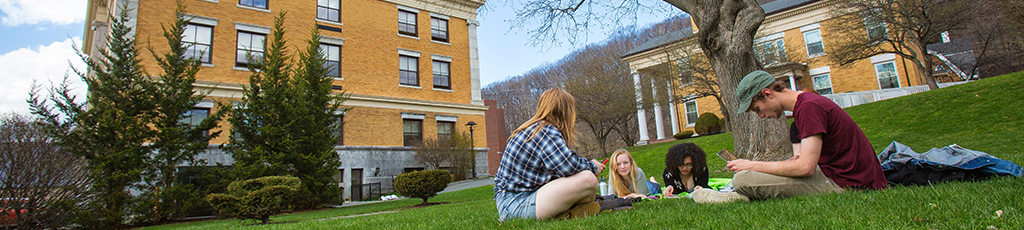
[
  {"left": 694, "top": 113, "right": 723, "bottom": 135},
  {"left": 674, "top": 131, "right": 694, "bottom": 139},
  {"left": 393, "top": 170, "right": 450, "bottom": 205},
  {"left": 206, "top": 176, "right": 301, "bottom": 224}
]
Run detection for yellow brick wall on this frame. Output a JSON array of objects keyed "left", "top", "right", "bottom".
[
  {"left": 127, "top": 0, "right": 484, "bottom": 147},
  {"left": 135, "top": 0, "right": 473, "bottom": 104}
]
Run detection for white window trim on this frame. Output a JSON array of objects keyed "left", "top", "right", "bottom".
[
  {"left": 316, "top": 19, "right": 344, "bottom": 27},
  {"left": 399, "top": 34, "right": 420, "bottom": 40},
  {"left": 870, "top": 53, "right": 896, "bottom": 64},
  {"left": 198, "top": 0, "right": 219, "bottom": 3},
  {"left": 435, "top": 115, "right": 457, "bottom": 122},
  {"left": 803, "top": 29, "right": 826, "bottom": 58},
  {"left": 397, "top": 5, "right": 419, "bottom": 13},
  {"left": 755, "top": 32, "right": 785, "bottom": 44},
  {"left": 196, "top": 100, "right": 216, "bottom": 108},
  {"left": 811, "top": 73, "right": 833, "bottom": 94},
  {"left": 185, "top": 14, "right": 219, "bottom": 26},
  {"left": 398, "top": 48, "right": 421, "bottom": 57},
  {"left": 402, "top": 113, "right": 425, "bottom": 120},
  {"left": 430, "top": 54, "right": 452, "bottom": 62},
  {"left": 800, "top": 23, "right": 821, "bottom": 32},
  {"left": 432, "top": 88, "right": 454, "bottom": 93},
  {"left": 874, "top": 61, "right": 901, "bottom": 89},
  {"left": 684, "top": 100, "right": 698, "bottom": 127},
  {"left": 431, "top": 40, "right": 452, "bottom": 46},
  {"left": 809, "top": 66, "right": 831, "bottom": 76},
  {"left": 321, "top": 36, "right": 345, "bottom": 46},
  {"left": 235, "top": 22, "right": 271, "bottom": 34},
  {"left": 429, "top": 12, "right": 450, "bottom": 20}
]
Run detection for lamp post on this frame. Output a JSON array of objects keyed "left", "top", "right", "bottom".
[{"left": 465, "top": 121, "right": 477, "bottom": 178}]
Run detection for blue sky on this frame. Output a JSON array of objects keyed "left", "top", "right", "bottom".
[{"left": 0, "top": 0, "right": 671, "bottom": 114}]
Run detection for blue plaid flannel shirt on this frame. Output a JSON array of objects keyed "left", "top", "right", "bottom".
[{"left": 494, "top": 123, "right": 597, "bottom": 193}]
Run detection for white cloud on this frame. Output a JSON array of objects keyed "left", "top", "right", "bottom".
[
  {"left": 0, "top": 37, "right": 86, "bottom": 115},
  {"left": 0, "top": 0, "right": 87, "bottom": 26}
]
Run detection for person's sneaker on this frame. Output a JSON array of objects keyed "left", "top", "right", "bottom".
[
  {"left": 553, "top": 200, "right": 601, "bottom": 220},
  {"left": 692, "top": 188, "right": 749, "bottom": 204}
]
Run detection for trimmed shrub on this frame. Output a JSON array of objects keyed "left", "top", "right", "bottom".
[
  {"left": 673, "top": 131, "right": 694, "bottom": 139},
  {"left": 394, "top": 170, "right": 450, "bottom": 205},
  {"left": 694, "top": 113, "right": 723, "bottom": 135},
  {"left": 206, "top": 176, "right": 301, "bottom": 224}
]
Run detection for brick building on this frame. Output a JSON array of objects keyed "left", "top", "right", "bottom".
[
  {"left": 83, "top": 0, "right": 488, "bottom": 201},
  {"left": 621, "top": 0, "right": 965, "bottom": 143}
]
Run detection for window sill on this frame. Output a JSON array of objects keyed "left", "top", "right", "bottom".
[
  {"left": 316, "top": 18, "right": 344, "bottom": 27},
  {"left": 201, "top": 63, "right": 215, "bottom": 68},
  {"left": 333, "top": 77, "right": 344, "bottom": 81},
  {"left": 233, "top": 66, "right": 257, "bottom": 72},
  {"left": 399, "top": 84, "right": 422, "bottom": 89},
  {"left": 807, "top": 52, "right": 827, "bottom": 59},
  {"left": 198, "top": 0, "right": 218, "bottom": 3},
  {"left": 398, "top": 34, "right": 420, "bottom": 40},
  {"left": 237, "top": 4, "right": 271, "bottom": 13},
  {"left": 686, "top": 124, "right": 695, "bottom": 128},
  {"left": 432, "top": 87, "right": 453, "bottom": 92},
  {"left": 431, "top": 40, "right": 451, "bottom": 46}
]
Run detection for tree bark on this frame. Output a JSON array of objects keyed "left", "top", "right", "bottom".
[{"left": 666, "top": 0, "right": 791, "bottom": 160}]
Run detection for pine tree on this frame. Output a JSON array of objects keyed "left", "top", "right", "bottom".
[
  {"left": 226, "top": 12, "right": 349, "bottom": 209},
  {"left": 290, "top": 28, "right": 349, "bottom": 208},
  {"left": 226, "top": 12, "right": 296, "bottom": 182},
  {"left": 29, "top": 5, "right": 157, "bottom": 229},
  {"left": 140, "top": 2, "right": 224, "bottom": 221}
]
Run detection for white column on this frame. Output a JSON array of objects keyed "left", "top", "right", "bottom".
[
  {"left": 467, "top": 20, "right": 483, "bottom": 105},
  {"left": 788, "top": 74, "right": 797, "bottom": 90},
  {"left": 652, "top": 81, "right": 665, "bottom": 140},
  {"left": 632, "top": 71, "right": 649, "bottom": 145},
  {"left": 667, "top": 82, "right": 679, "bottom": 135}
]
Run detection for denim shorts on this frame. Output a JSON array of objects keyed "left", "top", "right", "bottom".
[{"left": 495, "top": 190, "right": 538, "bottom": 221}]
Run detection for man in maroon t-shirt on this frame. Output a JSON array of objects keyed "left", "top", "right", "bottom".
[{"left": 692, "top": 70, "right": 887, "bottom": 204}]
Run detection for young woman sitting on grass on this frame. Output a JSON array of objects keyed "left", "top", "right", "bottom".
[
  {"left": 662, "top": 143, "right": 710, "bottom": 196},
  {"left": 493, "top": 88, "right": 606, "bottom": 221},
  {"left": 608, "top": 149, "right": 661, "bottom": 199}
]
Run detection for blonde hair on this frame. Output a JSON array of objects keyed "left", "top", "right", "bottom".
[
  {"left": 508, "top": 88, "right": 577, "bottom": 147},
  {"left": 608, "top": 149, "right": 638, "bottom": 197}
]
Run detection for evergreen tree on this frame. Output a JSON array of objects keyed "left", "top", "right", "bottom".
[
  {"left": 226, "top": 12, "right": 349, "bottom": 209},
  {"left": 139, "top": 2, "right": 224, "bottom": 221},
  {"left": 28, "top": 5, "right": 157, "bottom": 229},
  {"left": 226, "top": 12, "right": 295, "bottom": 181},
  {"left": 290, "top": 28, "right": 349, "bottom": 208}
]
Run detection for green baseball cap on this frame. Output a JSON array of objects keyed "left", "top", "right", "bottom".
[{"left": 735, "top": 70, "right": 774, "bottom": 114}]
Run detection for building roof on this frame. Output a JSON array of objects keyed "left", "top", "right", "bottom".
[
  {"left": 927, "top": 37, "right": 977, "bottom": 77},
  {"left": 762, "top": 0, "right": 819, "bottom": 15},
  {"left": 622, "top": 0, "right": 820, "bottom": 58},
  {"left": 622, "top": 29, "right": 694, "bottom": 58}
]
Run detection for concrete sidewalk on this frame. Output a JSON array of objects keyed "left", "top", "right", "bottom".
[{"left": 337, "top": 177, "right": 494, "bottom": 208}]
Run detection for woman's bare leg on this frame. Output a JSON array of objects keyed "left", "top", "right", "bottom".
[{"left": 534, "top": 170, "right": 599, "bottom": 220}]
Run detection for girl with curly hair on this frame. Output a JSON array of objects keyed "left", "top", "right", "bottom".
[{"left": 662, "top": 143, "right": 710, "bottom": 195}]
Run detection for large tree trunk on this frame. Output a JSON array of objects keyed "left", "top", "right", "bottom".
[{"left": 667, "top": 0, "right": 791, "bottom": 160}]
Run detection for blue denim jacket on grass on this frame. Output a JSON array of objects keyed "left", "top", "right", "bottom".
[{"left": 877, "top": 141, "right": 1023, "bottom": 177}]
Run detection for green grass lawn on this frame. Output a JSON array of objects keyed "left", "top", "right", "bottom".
[{"left": 139, "top": 72, "right": 1024, "bottom": 229}]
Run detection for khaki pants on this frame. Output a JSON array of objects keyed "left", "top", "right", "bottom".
[{"left": 732, "top": 166, "right": 844, "bottom": 200}]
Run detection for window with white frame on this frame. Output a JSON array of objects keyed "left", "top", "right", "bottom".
[
  {"left": 399, "top": 55, "right": 419, "bottom": 86},
  {"left": 317, "top": 0, "right": 340, "bottom": 22},
  {"left": 757, "top": 38, "right": 786, "bottom": 66},
  {"left": 684, "top": 101, "right": 698, "bottom": 126},
  {"left": 812, "top": 73, "right": 833, "bottom": 95},
  {"left": 437, "top": 121, "right": 453, "bottom": 140},
  {"left": 433, "top": 60, "right": 450, "bottom": 89},
  {"left": 179, "top": 108, "right": 210, "bottom": 142},
  {"left": 431, "top": 17, "right": 448, "bottom": 42},
  {"left": 864, "top": 9, "right": 886, "bottom": 40},
  {"left": 675, "top": 59, "right": 693, "bottom": 85},
  {"left": 183, "top": 24, "right": 213, "bottom": 64},
  {"left": 804, "top": 29, "right": 825, "bottom": 57},
  {"left": 335, "top": 116, "right": 344, "bottom": 145},
  {"left": 875, "top": 61, "right": 900, "bottom": 89},
  {"left": 403, "top": 119, "right": 422, "bottom": 146},
  {"left": 398, "top": 9, "right": 417, "bottom": 36},
  {"left": 239, "top": 0, "right": 267, "bottom": 9},
  {"left": 236, "top": 31, "right": 266, "bottom": 68},
  {"left": 320, "top": 44, "right": 341, "bottom": 79}
]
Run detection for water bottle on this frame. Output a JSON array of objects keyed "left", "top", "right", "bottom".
[{"left": 599, "top": 180, "right": 608, "bottom": 196}]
